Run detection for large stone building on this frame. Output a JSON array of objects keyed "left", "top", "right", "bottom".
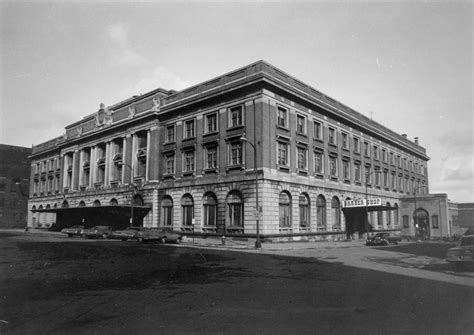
[
  {"left": 29, "top": 61, "right": 436, "bottom": 240},
  {"left": 0, "top": 144, "right": 31, "bottom": 228}
]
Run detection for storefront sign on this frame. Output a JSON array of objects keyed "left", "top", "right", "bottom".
[{"left": 343, "top": 198, "right": 381, "bottom": 208}]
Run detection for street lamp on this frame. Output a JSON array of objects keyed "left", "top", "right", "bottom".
[
  {"left": 365, "top": 168, "right": 381, "bottom": 239},
  {"left": 240, "top": 132, "right": 261, "bottom": 249},
  {"left": 119, "top": 162, "right": 135, "bottom": 227}
]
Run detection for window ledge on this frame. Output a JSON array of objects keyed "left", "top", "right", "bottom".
[
  {"left": 227, "top": 125, "right": 245, "bottom": 131},
  {"left": 226, "top": 164, "right": 244, "bottom": 171},
  {"left": 182, "top": 171, "right": 195, "bottom": 177},
  {"left": 278, "top": 165, "right": 290, "bottom": 172},
  {"left": 203, "top": 131, "right": 219, "bottom": 137},
  {"left": 314, "top": 173, "right": 324, "bottom": 179},
  {"left": 203, "top": 168, "right": 218, "bottom": 174},
  {"left": 297, "top": 169, "right": 308, "bottom": 175},
  {"left": 276, "top": 125, "right": 290, "bottom": 132}
]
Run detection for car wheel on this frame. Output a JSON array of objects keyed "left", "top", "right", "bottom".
[
  {"left": 102, "top": 234, "right": 108, "bottom": 239},
  {"left": 175, "top": 238, "right": 182, "bottom": 244},
  {"left": 160, "top": 237, "right": 166, "bottom": 244},
  {"left": 121, "top": 238, "right": 127, "bottom": 242},
  {"left": 68, "top": 234, "right": 73, "bottom": 238},
  {"left": 138, "top": 237, "right": 144, "bottom": 243},
  {"left": 382, "top": 240, "right": 389, "bottom": 246}
]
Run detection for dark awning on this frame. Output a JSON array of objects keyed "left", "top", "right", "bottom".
[
  {"left": 31, "top": 205, "right": 151, "bottom": 216},
  {"left": 342, "top": 205, "right": 399, "bottom": 213}
]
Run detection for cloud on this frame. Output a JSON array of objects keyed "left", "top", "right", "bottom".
[
  {"left": 134, "top": 66, "right": 190, "bottom": 94},
  {"left": 106, "top": 23, "right": 149, "bottom": 67}
]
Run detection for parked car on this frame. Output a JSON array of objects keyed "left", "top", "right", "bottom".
[
  {"left": 108, "top": 227, "right": 141, "bottom": 241},
  {"left": 60, "top": 225, "right": 84, "bottom": 238},
  {"left": 82, "top": 226, "right": 113, "bottom": 239},
  {"left": 366, "top": 233, "right": 402, "bottom": 246},
  {"left": 446, "top": 235, "right": 474, "bottom": 267},
  {"left": 136, "top": 228, "right": 182, "bottom": 244}
]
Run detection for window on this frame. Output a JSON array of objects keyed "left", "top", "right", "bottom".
[
  {"left": 205, "top": 113, "right": 218, "bottom": 133},
  {"left": 342, "top": 133, "right": 349, "bottom": 149},
  {"left": 374, "top": 146, "right": 379, "bottom": 160},
  {"left": 184, "top": 119, "right": 195, "bottom": 139},
  {"left": 342, "top": 159, "right": 350, "bottom": 180},
  {"left": 403, "top": 215, "right": 409, "bottom": 228},
  {"left": 296, "top": 115, "right": 306, "bottom": 134},
  {"left": 331, "top": 197, "right": 341, "bottom": 230},
  {"left": 226, "top": 191, "right": 243, "bottom": 228},
  {"left": 162, "top": 197, "right": 173, "bottom": 226},
  {"left": 390, "top": 152, "right": 395, "bottom": 165},
  {"left": 277, "top": 106, "right": 288, "bottom": 128},
  {"left": 297, "top": 147, "right": 307, "bottom": 170},
  {"left": 354, "top": 162, "right": 361, "bottom": 182},
  {"left": 228, "top": 142, "right": 243, "bottom": 166},
  {"left": 183, "top": 150, "right": 195, "bottom": 173},
  {"left": 279, "top": 192, "right": 291, "bottom": 228},
  {"left": 364, "top": 142, "right": 370, "bottom": 156},
  {"left": 205, "top": 146, "right": 218, "bottom": 169},
  {"left": 329, "top": 156, "right": 338, "bottom": 177},
  {"left": 328, "top": 128, "right": 336, "bottom": 145},
  {"left": 314, "top": 121, "right": 322, "bottom": 140},
  {"left": 314, "top": 151, "right": 324, "bottom": 174},
  {"left": 164, "top": 153, "right": 175, "bottom": 175},
  {"left": 382, "top": 149, "right": 387, "bottom": 162},
  {"left": 375, "top": 170, "right": 381, "bottom": 186},
  {"left": 229, "top": 105, "right": 243, "bottom": 127},
  {"left": 181, "top": 194, "right": 194, "bottom": 226},
  {"left": 203, "top": 193, "right": 217, "bottom": 227},
  {"left": 394, "top": 204, "right": 399, "bottom": 226},
  {"left": 354, "top": 137, "right": 360, "bottom": 153},
  {"left": 383, "top": 171, "right": 389, "bottom": 188},
  {"left": 278, "top": 142, "right": 289, "bottom": 167},
  {"left": 299, "top": 194, "right": 310, "bottom": 228},
  {"left": 317, "top": 195, "right": 327, "bottom": 230},
  {"left": 377, "top": 211, "right": 383, "bottom": 226},
  {"left": 165, "top": 125, "right": 175, "bottom": 143},
  {"left": 397, "top": 155, "right": 401, "bottom": 167}
]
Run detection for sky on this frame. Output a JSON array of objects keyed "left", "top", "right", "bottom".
[{"left": 0, "top": 1, "right": 472, "bottom": 202}]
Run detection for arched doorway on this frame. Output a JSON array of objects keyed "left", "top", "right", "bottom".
[{"left": 414, "top": 208, "right": 430, "bottom": 239}]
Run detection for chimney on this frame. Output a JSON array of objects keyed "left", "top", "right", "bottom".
[
  {"left": 414, "top": 137, "right": 419, "bottom": 145},
  {"left": 402, "top": 134, "right": 407, "bottom": 138}
]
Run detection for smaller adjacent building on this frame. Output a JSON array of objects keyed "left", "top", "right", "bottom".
[
  {"left": 399, "top": 193, "right": 474, "bottom": 239},
  {"left": 0, "top": 144, "right": 31, "bottom": 228}
]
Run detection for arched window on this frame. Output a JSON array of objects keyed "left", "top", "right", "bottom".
[
  {"left": 431, "top": 215, "right": 439, "bottom": 228},
  {"left": 93, "top": 200, "right": 101, "bottom": 207},
  {"left": 78, "top": 201, "right": 86, "bottom": 207},
  {"left": 386, "top": 202, "right": 391, "bottom": 226},
  {"left": 317, "top": 195, "right": 326, "bottom": 230},
  {"left": 331, "top": 196, "right": 341, "bottom": 230},
  {"left": 279, "top": 191, "right": 291, "bottom": 228},
  {"left": 203, "top": 193, "right": 217, "bottom": 227},
  {"left": 299, "top": 194, "right": 310, "bottom": 228},
  {"left": 377, "top": 210, "right": 383, "bottom": 227},
  {"left": 226, "top": 191, "right": 243, "bottom": 228},
  {"left": 62, "top": 200, "right": 69, "bottom": 208},
  {"left": 162, "top": 196, "right": 173, "bottom": 226},
  {"left": 132, "top": 194, "right": 144, "bottom": 206},
  {"left": 181, "top": 194, "right": 194, "bottom": 226},
  {"left": 394, "top": 203, "right": 399, "bottom": 226},
  {"left": 110, "top": 198, "right": 118, "bottom": 206}
]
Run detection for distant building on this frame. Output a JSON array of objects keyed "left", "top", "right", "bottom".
[
  {"left": 0, "top": 144, "right": 31, "bottom": 228},
  {"left": 29, "top": 61, "right": 436, "bottom": 240}
]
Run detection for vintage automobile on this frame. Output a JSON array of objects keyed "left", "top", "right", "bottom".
[
  {"left": 81, "top": 226, "right": 114, "bottom": 239},
  {"left": 108, "top": 227, "right": 141, "bottom": 241},
  {"left": 136, "top": 228, "right": 183, "bottom": 244},
  {"left": 366, "top": 232, "right": 402, "bottom": 246},
  {"left": 446, "top": 235, "right": 474, "bottom": 267},
  {"left": 60, "top": 225, "right": 84, "bottom": 238}
]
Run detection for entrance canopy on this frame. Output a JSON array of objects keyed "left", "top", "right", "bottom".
[
  {"left": 31, "top": 205, "right": 151, "bottom": 216},
  {"left": 31, "top": 205, "right": 151, "bottom": 230}
]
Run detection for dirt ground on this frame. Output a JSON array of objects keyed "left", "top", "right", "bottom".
[{"left": 1, "top": 232, "right": 473, "bottom": 335}]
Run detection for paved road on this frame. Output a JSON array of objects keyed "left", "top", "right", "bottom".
[{"left": 1, "top": 231, "right": 473, "bottom": 334}]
